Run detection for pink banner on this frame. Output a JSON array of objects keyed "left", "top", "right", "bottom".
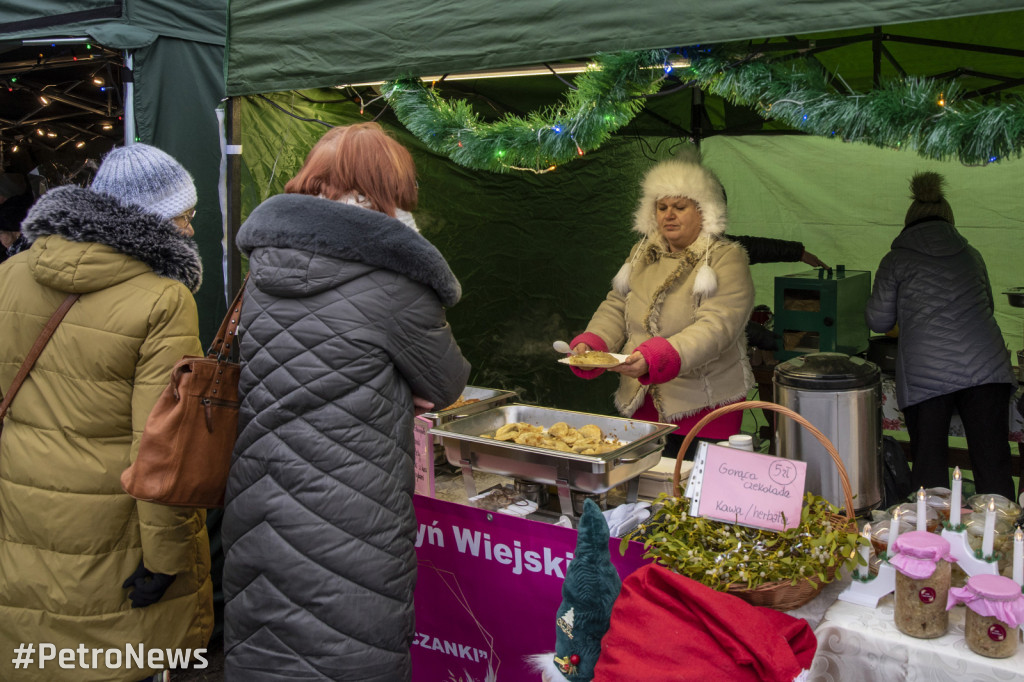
[{"left": 412, "top": 495, "right": 651, "bottom": 681}]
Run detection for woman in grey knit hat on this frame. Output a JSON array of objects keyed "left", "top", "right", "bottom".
[
  {"left": 0, "top": 143, "right": 213, "bottom": 682},
  {"left": 865, "top": 171, "right": 1016, "bottom": 500}
]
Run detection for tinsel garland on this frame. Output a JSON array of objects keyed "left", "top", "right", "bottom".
[
  {"left": 383, "top": 47, "right": 1024, "bottom": 173},
  {"left": 690, "top": 49, "right": 1024, "bottom": 165},
  {"left": 381, "top": 50, "right": 672, "bottom": 173}
]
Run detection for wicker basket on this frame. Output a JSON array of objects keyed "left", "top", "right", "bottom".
[{"left": 670, "top": 400, "right": 857, "bottom": 611}]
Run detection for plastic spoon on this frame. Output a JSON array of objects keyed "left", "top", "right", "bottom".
[{"left": 552, "top": 340, "right": 578, "bottom": 355}]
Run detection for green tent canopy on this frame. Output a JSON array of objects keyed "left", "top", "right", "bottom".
[{"left": 221, "top": 4, "right": 1024, "bottom": 414}]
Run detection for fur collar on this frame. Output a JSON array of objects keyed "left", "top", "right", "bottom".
[
  {"left": 21, "top": 185, "right": 203, "bottom": 292},
  {"left": 237, "top": 193, "right": 462, "bottom": 306}
]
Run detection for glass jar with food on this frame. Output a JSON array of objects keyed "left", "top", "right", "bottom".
[
  {"left": 870, "top": 517, "right": 914, "bottom": 557},
  {"left": 965, "top": 516, "right": 1015, "bottom": 573},
  {"left": 890, "top": 531, "right": 955, "bottom": 638},
  {"left": 888, "top": 502, "right": 940, "bottom": 533},
  {"left": 924, "top": 487, "right": 952, "bottom": 522},
  {"left": 947, "top": 574, "right": 1024, "bottom": 658},
  {"left": 968, "top": 494, "right": 1021, "bottom": 523}
]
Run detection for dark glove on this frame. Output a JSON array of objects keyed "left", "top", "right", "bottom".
[{"left": 122, "top": 559, "right": 176, "bottom": 608}]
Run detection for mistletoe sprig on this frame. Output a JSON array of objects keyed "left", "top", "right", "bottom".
[
  {"left": 623, "top": 492, "right": 863, "bottom": 591},
  {"left": 687, "top": 48, "right": 1024, "bottom": 164},
  {"left": 381, "top": 50, "right": 673, "bottom": 173}
]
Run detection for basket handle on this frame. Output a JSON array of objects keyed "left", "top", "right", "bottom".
[{"left": 672, "top": 399, "right": 855, "bottom": 520}]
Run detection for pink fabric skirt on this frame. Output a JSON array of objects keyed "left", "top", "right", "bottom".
[{"left": 631, "top": 394, "right": 744, "bottom": 439}]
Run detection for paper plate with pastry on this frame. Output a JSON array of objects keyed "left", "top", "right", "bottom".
[{"left": 558, "top": 350, "right": 629, "bottom": 369}]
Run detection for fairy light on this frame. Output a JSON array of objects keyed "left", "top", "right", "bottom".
[
  {"left": 75, "top": 141, "right": 86, "bottom": 148},
  {"left": 39, "top": 95, "right": 50, "bottom": 105},
  {"left": 938, "top": 92, "right": 946, "bottom": 106}
]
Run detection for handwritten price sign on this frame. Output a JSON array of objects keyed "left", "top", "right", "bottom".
[
  {"left": 683, "top": 442, "right": 807, "bottom": 531},
  {"left": 413, "top": 416, "right": 436, "bottom": 497}
]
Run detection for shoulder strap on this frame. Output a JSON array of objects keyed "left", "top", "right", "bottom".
[
  {"left": 207, "top": 274, "right": 249, "bottom": 360},
  {"left": 0, "top": 293, "right": 81, "bottom": 420}
]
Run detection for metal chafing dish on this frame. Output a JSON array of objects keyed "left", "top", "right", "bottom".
[
  {"left": 421, "top": 385, "right": 519, "bottom": 429},
  {"left": 430, "top": 404, "right": 676, "bottom": 516}
]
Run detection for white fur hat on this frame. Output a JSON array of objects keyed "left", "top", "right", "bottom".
[
  {"left": 613, "top": 149, "right": 728, "bottom": 297},
  {"left": 632, "top": 148, "right": 727, "bottom": 241}
]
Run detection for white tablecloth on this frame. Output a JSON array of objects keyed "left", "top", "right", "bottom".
[{"left": 808, "top": 594, "right": 1024, "bottom": 681}]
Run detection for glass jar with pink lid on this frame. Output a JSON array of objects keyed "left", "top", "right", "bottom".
[
  {"left": 947, "top": 573, "right": 1024, "bottom": 658},
  {"left": 890, "top": 531, "right": 956, "bottom": 638}
]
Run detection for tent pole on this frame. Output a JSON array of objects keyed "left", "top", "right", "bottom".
[
  {"left": 691, "top": 86, "right": 704, "bottom": 149},
  {"left": 872, "top": 26, "right": 882, "bottom": 88},
  {"left": 123, "top": 51, "right": 135, "bottom": 144},
  {"left": 225, "top": 96, "right": 243, "bottom": 302}
]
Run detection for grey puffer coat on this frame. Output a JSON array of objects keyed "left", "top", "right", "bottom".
[
  {"left": 865, "top": 218, "right": 1014, "bottom": 409},
  {"left": 222, "top": 194, "right": 470, "bottom": 681}
]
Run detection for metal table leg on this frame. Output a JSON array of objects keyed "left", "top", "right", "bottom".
[
  {"left": 459, "top": 443, "right": 478, "bottom": 499},
  {"left": 555, "top": 478, "right": 574, "bottom": 518},
  {"left": 624, "top": 476, "right": 640, "bottom": 504}
]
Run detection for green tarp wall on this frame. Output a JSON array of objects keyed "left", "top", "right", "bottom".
[
  {"left": 0, "top": 0, "right": 227, "bottom": 344},
  {"left": 237, "top": 91, "right": 1024, "bottom": 417}
]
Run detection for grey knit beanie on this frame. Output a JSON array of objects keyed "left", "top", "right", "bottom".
[
  {"left": 904, "top": 171, "right": 954, "bottom": 226},
  {"left": 91, "top": 143, "right": 196, "bottom": 221}
]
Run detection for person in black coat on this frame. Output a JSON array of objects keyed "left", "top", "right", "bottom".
[
  {"left": 731, "top": 235, "right": 829, "bottom": 350},
  {"left": 865, "top": 172, "right": 1016, "bottom": 499},
  {"left": 0, "top": 173, "right": 33, "bottom": 263}
]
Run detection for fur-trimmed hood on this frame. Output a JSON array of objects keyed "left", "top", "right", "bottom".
[
  {"left": 237, "top": 193, "right": 462, "bottom": 306},
  {"left": 20, "top": 185, "right": 202, "bottom": 293}
]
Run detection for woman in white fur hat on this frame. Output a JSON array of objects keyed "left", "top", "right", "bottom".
[{"left": 569, "top": 149, "right": 755, "bottom": 459}]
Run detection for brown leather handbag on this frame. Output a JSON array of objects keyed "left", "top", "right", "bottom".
[
  {"left": 121, "top": 281, "right": 247, "bottom": 508},
  {"left": 1, "top": 294, "right": 80, "bottom": 436}
]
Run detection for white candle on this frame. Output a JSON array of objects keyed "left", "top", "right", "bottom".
[
  {"left": 916, "top": 487, "right": 927, "bottom": 532},
  {"left": 981, "top": 497, "right": 996, "bottom": 557},
  {"left": 887, "top": 509, "right": 902, "bottom": 555},
  {"left": 1014, "top": 528, "right": 1024, "bottom": 586},
  {"left": 949, "top": 467, "right": 962, "bottom": 527},
  {"left": 860, "top": 523, "right": 872, "bottom": 575}
]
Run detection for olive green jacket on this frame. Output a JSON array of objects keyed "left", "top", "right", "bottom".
[{"left": 0, "top": 187, "right": 213, "bottom": 681}]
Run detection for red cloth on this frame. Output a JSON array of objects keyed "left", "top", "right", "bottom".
[
  {"left": 593, "top": 565, "right": 816, "bottom": 682},
  {"left": 631, "top": 394, "right": 744, "bottom": 438}
]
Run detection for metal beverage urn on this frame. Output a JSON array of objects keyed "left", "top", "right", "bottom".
[{"left": 774, "top": 352, "right": 883, "bottom": 516}]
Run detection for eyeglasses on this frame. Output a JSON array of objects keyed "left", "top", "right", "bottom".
[{"left": 173, "top": 208, "right": 196, "bottom": 229}]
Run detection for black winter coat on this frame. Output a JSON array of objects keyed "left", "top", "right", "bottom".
[
  {"left": 865, "top": 218, "right": 1014, "bottom": 409},
  {"left": 222, "top": 194, "right": 470, "bottom": 681}
]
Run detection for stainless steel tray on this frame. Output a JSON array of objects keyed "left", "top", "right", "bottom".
[
  {"left": 431, "top": 404, "right": 676, "bottom": 494},
  {"left": 421, "top": 385, "right": 519, "bottom": 429}
]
